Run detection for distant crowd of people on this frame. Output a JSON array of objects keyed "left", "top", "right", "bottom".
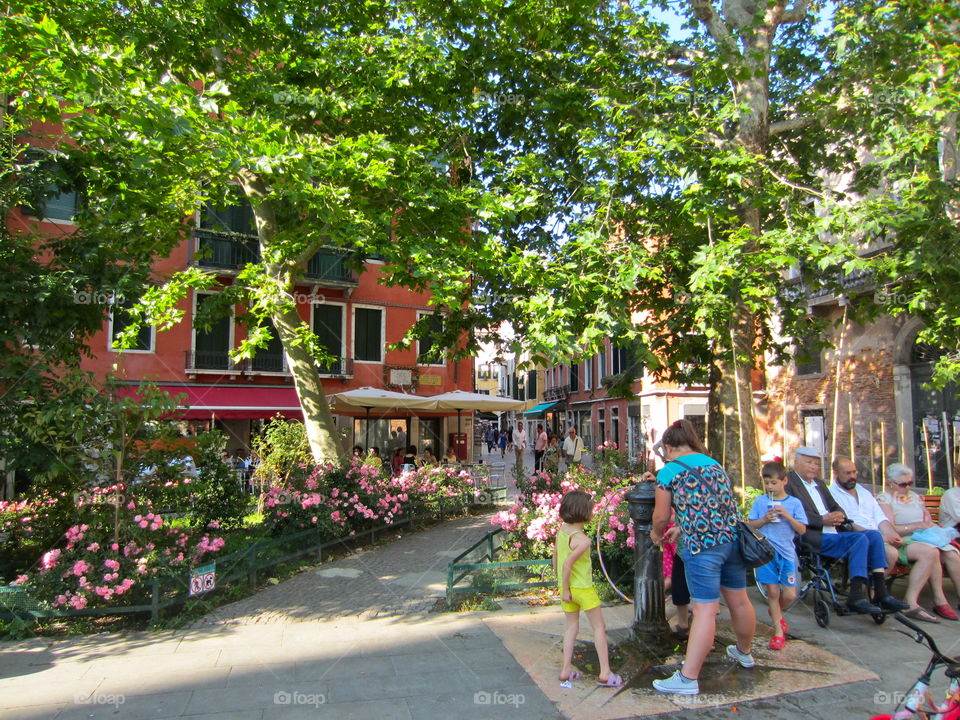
[{"left": 482, "top": 421, "right": 586, "bottom": 473}]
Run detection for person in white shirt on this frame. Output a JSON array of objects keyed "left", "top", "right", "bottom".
[
  {"left": 513, "top": 421, "right": 528, "bottom": 466},
  {"left": 940, "top": 487, "right": 960, "bottom": 531},
  {"left": 785, "top": 446, "right": 908, "bottom": 615},
  {"left": 562, "top": 427, "right": 585, "bottom": 467},
  {"left": 829, "top": 457, "right": 947, "bottom": 623}
]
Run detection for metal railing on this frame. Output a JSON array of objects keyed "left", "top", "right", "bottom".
[
  {"left": 446, "top": 527, "right": 554, "bottom": 603},
  {"left": 304, "top": 249, "right": 357, "bottom": 286},
  {"left": 193, "top": 229, "right": 260, "bottom": 270},
  {"left": 1, "top": 489, "right": 506, "bottom": 626}
]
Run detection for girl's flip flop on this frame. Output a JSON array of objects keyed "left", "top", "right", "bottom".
[
  {"left": 559, "top": 670, "right": 581, "bottom": 688},
  {"left": 597, "top": 673, "right": 624, "bottom": 687}
]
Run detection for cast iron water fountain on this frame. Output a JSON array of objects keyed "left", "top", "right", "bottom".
[{"left": 625, "top": 479, "right": 670, "bottom": 645}]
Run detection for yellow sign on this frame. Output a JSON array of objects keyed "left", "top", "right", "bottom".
[{"left": 419, "top": 374, "right": 442, "bottom": 386}]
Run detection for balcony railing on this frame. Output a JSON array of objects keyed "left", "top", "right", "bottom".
[
  {"left": 192, "top": 229, "right": 260, "bottom": 270},
  {"left": 316, "top": 356, "right": 353, "bottom": 376},
  {"left": 543, "top": 386, "right": 569, "bottom": 401},
  {"left": 186, "top": 350, "right": 353, "bottom": 377},
  {"left": 250, "top": 353, "right": 288, "bottom": 373},
  {"left": 304, "top": 249, "right": 357, "bottom": 286},
  {"left": 185, "top": 350, "right": 241, "bottom": 372}
]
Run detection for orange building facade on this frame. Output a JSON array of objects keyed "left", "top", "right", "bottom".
[{"left": 11, "top": 193, "right": 475, "bottom": 460}]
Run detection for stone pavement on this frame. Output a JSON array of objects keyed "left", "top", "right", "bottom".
[{"left": 3, "top": 488, "right": 960, "bottom": 719}]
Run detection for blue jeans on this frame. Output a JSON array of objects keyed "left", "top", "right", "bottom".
[
  {"left": 818, "top": 529, "right": 888, "bottom": 578},
  {"left": 681, "top": 541, "right": 747, "bottom": 603}
]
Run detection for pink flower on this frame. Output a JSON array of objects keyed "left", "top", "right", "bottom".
[
  {"left": 72, "top": 560, "right": 91, "bottom": 576},
  {"left": 86, "top": 543, "right": 100, "bottom": 552},
  {"left": 41, "top": 549, "right": 61, "bottom": 570},
  {"left": 69, "top": 595, "right": 88, "bottom": 609}
]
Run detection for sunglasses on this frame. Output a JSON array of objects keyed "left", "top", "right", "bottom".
[{"left": 894, "top": 481, "right": 914, "bottom": 487}]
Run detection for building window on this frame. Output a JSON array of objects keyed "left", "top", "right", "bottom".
[
  {"left": 193, "top": 293, "right": 232, "bottom": 370},
  {"left": 200, "top": 194, "right": 256, "bottom": 235},
  {"left": 584, "top": 358, "right": 592, "bottom": 391},
  {"left": 250, "top": 322, "right": 286, "bottom": 372},
  {"left": 527, "top": 369, "right": 537, "bottom": 399},
  {"left": 569, "top": 364, "right": 579, "bottom": 391},
  {"left": 110, "top": 301, "right": 153, "bottom": 352},
  {"left": 598, "top": 349, "right": 607, "bottom": 380},
  {"left": 417, "top": 312, "right": 445, "bottom": 366},
  {"left": 795, "top": 333, "right": 822, "bottom": 375},
  {"left": 598, "top": 408, "right": 605, "bottom": 445},
  {"left": 611, "top": 407, "right": 620, "bottom": 447},
  {"left": 313, "top": 303, "right": 345, "bottom": 374},
  {"left": 354, "top": 307, "right": 383, "bottom": 362}
]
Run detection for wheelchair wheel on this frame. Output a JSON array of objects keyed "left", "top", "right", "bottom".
[{"left": 814, "top": 599, "right": 830, "bottom": 627}]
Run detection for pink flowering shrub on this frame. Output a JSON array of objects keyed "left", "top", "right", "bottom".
[
  {"left": 9, "top": 483, "right": 228, "bottom": 610},
  {"left": 491, "top": 465, "right": 637, "bottom": 572},
  {"left": 262, "top": 459, "right": 481, "bottom": 536}
]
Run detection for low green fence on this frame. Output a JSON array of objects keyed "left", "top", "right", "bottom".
[
  {"left": 446, "top": 528, "right": 554, "bottom": 604},
  {"left": 1, "top": 487, "right": 507, "bottom": 627}
]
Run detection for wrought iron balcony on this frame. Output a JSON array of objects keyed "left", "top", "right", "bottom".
[
  {"left": 192, "top": 229, "right": 260, "bottom": 271},
  {"left": 303, "top": 248, "right": 358, "bottom": 287},
  {"left": 543, "top": 386, "right": 569, "bottom": 401},
  {"left": 316, "top": 356, "right": 353, "bottom": 377},
  {"left": 185, "top": 350, "right": 242, "bottom": 372}
]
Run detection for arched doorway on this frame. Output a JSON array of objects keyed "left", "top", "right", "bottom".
[{"left": 909, "top": 341, "right": 959, "bottom": 487}]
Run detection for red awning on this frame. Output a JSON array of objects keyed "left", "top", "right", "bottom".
[{"left": 124, "top": 385, "right": 304, "bottom": 420}]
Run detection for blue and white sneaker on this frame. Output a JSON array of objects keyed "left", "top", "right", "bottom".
[
  {"left": 652, "top": 669, "right": 699, "bottom": 695},
  {"left": 726, "top": 644, "right": 755, "bottom": 668}
]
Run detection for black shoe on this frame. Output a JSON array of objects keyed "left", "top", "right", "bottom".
[
  {"left": 846, "top": 598, "right": 883, "bottom": 614},
  {"left": 879, "top": 596, "right": 910, "bottom": 612}
]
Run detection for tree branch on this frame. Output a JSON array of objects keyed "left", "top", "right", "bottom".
[
  {"left": 689, "top": 0, "right": 738, "bottom": 55},
  {"left": 769, "top": 116, "right": 819, "bottom": 136},
  {"left": 780, "top": 0, "right": 811, "bottom": 24}
]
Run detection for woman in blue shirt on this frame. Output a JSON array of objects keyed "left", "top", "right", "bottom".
[{"left": 650, "top": 419, "right": 757, "bottom": 696}]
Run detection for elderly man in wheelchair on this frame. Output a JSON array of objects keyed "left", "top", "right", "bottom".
[{"left": 786, "top": 446, "right": 910, "bottom": 616}]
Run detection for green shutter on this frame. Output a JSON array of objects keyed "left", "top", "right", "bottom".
[
  {"left": 355, "top": 308, "right": 382, "bottom": 362},
  {"left": 313, "top": 304, "right": 344, "bottom": 372}
]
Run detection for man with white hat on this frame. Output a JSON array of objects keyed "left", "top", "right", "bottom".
[{"left": 786, "top": 446, "right": 909, "bottom": 615}]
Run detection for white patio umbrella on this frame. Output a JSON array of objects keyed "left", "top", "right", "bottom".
[
  {"left": 327, "top": 387, "right": 439, "bottom": 449},
  {"left": 429, "top": 390, "right": 525, "bottom": 438}
]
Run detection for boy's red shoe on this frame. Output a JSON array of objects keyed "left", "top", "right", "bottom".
[{"left": 768, "top": 635, "right": 786, "bottom": 650}]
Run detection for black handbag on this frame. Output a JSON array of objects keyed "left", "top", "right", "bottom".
[{"left": 737, "top": 520, "right": 776, "bottom": 569}]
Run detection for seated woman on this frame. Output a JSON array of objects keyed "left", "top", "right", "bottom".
[
  {"left": 365, "top": 446, "right": 383, "bottom": 469},
  {"left": 442, "top": 448, "right": 459, "bottom": 466},
  {"left": 878, "top": 463, "right": 960, "bottom": 622},
  {"left": 421, "top": 448, "right": 438, "bottom": 466},
  {"left": 391, "top": 446, "right": 405, "bottom": 476},
  {"left": 401, "top": 445, "right": 420, "bottom": 471}
]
